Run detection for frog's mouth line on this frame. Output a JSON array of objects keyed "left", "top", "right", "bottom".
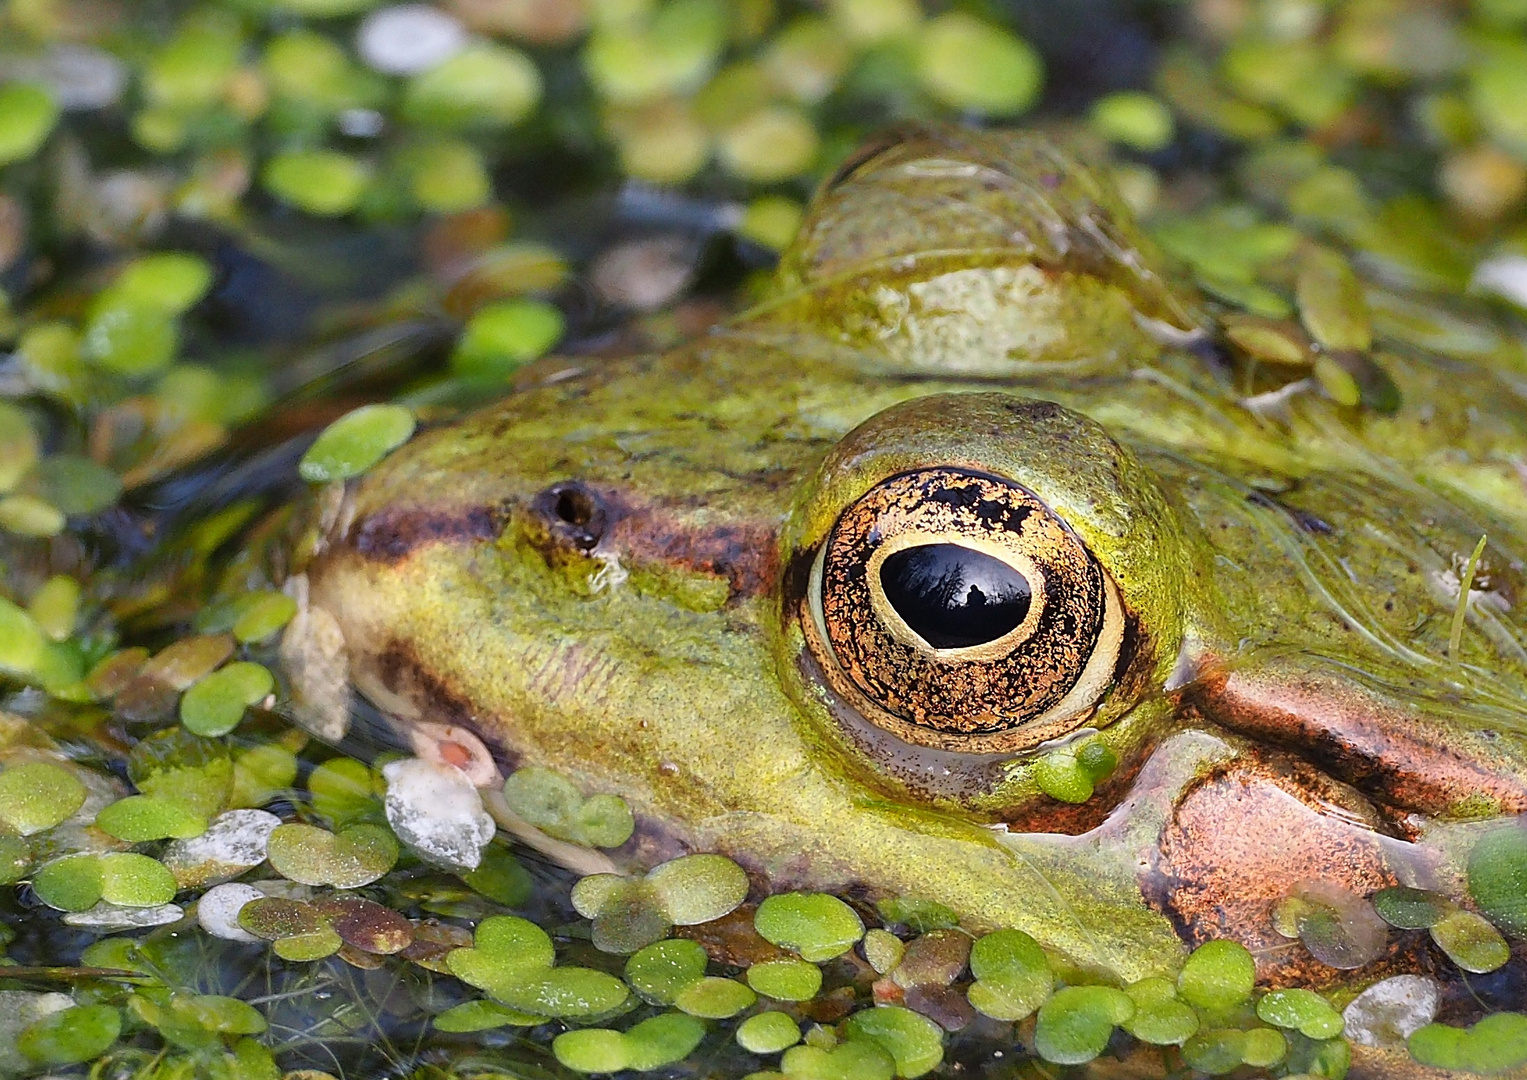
[{"left": 1181, "top": 658, "right": 1527, "bottom": 822}]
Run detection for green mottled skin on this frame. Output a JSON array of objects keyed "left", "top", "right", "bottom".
[{"left": 304, "top": 127, "right": 1527, "bottom": 1002}]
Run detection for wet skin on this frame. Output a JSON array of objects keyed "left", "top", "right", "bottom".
[{"left": 295, "top": 126, "right": 1527, "bottom": 1009}]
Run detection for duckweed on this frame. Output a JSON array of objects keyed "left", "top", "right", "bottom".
[
  {"left": 298, "top": 403, "right": 416, "bottom": 482},
  {"left": 748, "top": 957, "right": 823, "bottom": 1001},
  {"left": 453, "top": 300, "right": 566, "bottom": 379},
  {"left": 1409, "top": 1012, "right": 1527, "bottom": 1074},
  {"left": 1122, "top": 977, "right": 1198, "bottom": 1046},
  {"left": 1257, "top": 988, "right": 1346, "bottom": 1040},
  {"left": 625, "top": 938, "right": 709, "bottom": 1004},
  {"left": 1372, "top": 885, "right": 1450, "bottom": 929},
  {"left": 965, "top": 928, "right": 1052, "bottom": 1022},
  {"left": 1468, "top": 823, "right": 1527, "bottom": 935},
  {"left": 843, "top": 1006, "right": 944, "bottom": 1078},
  {"left": 1430, "top": 908, "right": 1511, "bottom": 973},
  {"left": 180, "top": 661, "right": 274, "bottom": 736},
  {"left": 264, "top": 821, "right": 398, "bottom": 887},
  {"left": 17, "top": 1004, "right": 121, "bottom": 1066},
  {"left": 738, "top": 1010, "right": 802, "bottom": 1054},
  {"left": 781, "top": 1039, "right": 896, "bottom": 1080},
  {"left": 1176, "top": 940, "right": 1255, "bottom": 1011},
  {"left": 231, "top": 592, "right": 298, "bottom": 643},
  {"left": 915, "top": 13, "right": 1041, "bottom": 117},
  {"left": 0, "top": 761, "right": 85, "bottom": 834},
  {"left": 674, "top": 975, "right": 756, "bottom": 1018},
  {"left": 0, "top": 83, "right": 59, "bottom": 166},
  {"left": 263, "top": 150, "right": 373, "bottom": 216},
  {"left": 95, "top": 794, "right": 208, "bottom": 842},
  {"left": 1033, "top": 985, "right": 1134, "bottom": 1065},
  {"left": 447, "top": 914, "right": 630, "bottom": 1018},
  {"left": 755, "top": 893, "right": 864, "bottom": 962},
  {"left": 402, "top": 43, "right": 542, "bottom": 129},
  {"left": 432, "top": 999, "right": 541, "bottom": 1032}
]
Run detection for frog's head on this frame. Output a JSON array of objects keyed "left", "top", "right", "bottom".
[{"left": 776, "top": 391, "right": 1194, "bottom": 816}]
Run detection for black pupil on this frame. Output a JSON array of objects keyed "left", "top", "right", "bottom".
[{"left": 878, "top": 543, "right": 1031, "bottom": 649}]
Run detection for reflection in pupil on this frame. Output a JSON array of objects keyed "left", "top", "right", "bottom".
[{"left": 878, "top": 543, "right": 1031, "bottom": 649}]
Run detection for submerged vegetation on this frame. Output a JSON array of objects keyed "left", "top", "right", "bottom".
[{"left": 3, "top": 0, "right": 1527, "bottom": 1076}]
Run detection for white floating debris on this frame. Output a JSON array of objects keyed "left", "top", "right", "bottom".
[
  {"left": 198, "top": 882, "right": 264, "bottom": 943},
  {"left": 383, "top": 756, "right": 495, "bottom": 870},
  {"left": 161, "top": 809, "right": 282, "bottom": 889},
  {"left": 40, "top": 45, "right": 129, "bottom": 110},
  {"left": 357, "top": 5, "right": 468, "bottom": 75},
  {"left": 1342, "top": 974, "right": 1440, "bottom": 1048},
  {"left": 1470, "top": 254, "right": 1527, "bottom": 308},
  {"left": 338, "top": 108, "right": 386, "bottom": 138},
  {"left": 65, "top": 901, "right": 183, "bottom": 931}
]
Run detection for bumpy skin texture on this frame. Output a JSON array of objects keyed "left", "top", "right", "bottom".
[{"left": 304, "top": 127, "right": 1527, "bottom": 1017}]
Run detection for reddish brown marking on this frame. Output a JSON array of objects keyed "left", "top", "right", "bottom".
[
  {"left": 351, "top": 503, "right": 508, "bottom": 562},
  {"left": 439, "top": 741, "right": 472, "bottom": 769},
  {"left": 1188, "top": 664, "right": 1527, "bottom": 816},
  {"left": 609, "top": 505, "right": 779, "bottom": 598},
  {"left": 1145, "top": 749, "right": 1429, "bottom": 987}
]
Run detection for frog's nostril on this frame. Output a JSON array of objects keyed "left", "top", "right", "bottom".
[
  {"left": 555, "top": 486, "right": 595, "bottom": 528},
  {"left": 534, "top": 481, "right": 607, "bottom": 551}
]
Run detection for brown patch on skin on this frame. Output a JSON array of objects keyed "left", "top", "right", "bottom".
[
  {"left": 1145, "top": 748, "right": 1430, "bottom": 987},
  {"left": 350, "top": 503, "right": 509, "bottom": 562},
  {"left": 1188, "top": 665, "right": 1527, "bottom": 816},
  {"left": 607, "top": 503, "right": 779, "bottom": 598}
]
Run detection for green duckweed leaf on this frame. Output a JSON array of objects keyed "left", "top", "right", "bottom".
[
  {"left": 624, "top": 938, "right": 708, "bottom": 1005},
  {"left": 737, "top": 1010, "right": 801, "bottom": 1054},
  {"left": 1122, "top": 977, "right": 1199, "bottom": 1046},
  {"left": 843, "top": 1005, "right": 945, "bottom": 1078},
  {"left": 231, "top": 594, "right": 297, "bottom": 645},
  {"left": 1257, "top": 988, "right": 1345, "bottom": 1039},
  {"left": 1372, "top": 886, "right": 1450, "bottom": 930},
  {"left": 1033, "top": 985, "right": 1134, "bottom": 1066},
  {"left": 434, "top": 1000, "right": 542, "bottom": 1031},
  {"left": 782, "top": 1039, "right": 896, "bottom": 1080},
  {"left": 0, "top": 83, "right": 60, "bottom": 166},
  {"left": 553, "top": 1027, "right": 629, "bottom": 1074},
  {"left": 1469, "top": 824, "right": 1527, "bottom": 936},
  {"left": 1177, "top": 940, "right": 1256, "bottom": 1010},
  {"left": 0, "top": 598, "right": 46, "bottom": 677},
  {"left": 298, "top": 404, "right": 415, "bottom": 482},
  {"left": 966, "top": 928, "right": 1052, "bottom": 1022},
  {"left": 0, "top": 761, "right": 85, "bottom": 835},
  {"left": 624, "top": 1012, "right": 707, "bottom": 1070},
  {"left": 264, "top": 822, "right": 397, "bottom": 888},
  {"left": 309, "top": 757, "right": 379, "bottom": 828},
  {"left": 1410, "top": 1012, "right": 1527, "bottom": 1074},
  {"left": 1430, "top": 908, "right": 1511, "bottom": 973},
  {"left": 17, "top": 1003, "right": 120, "bottom": 1065},
  {"left": 496, "top": 966, "right": 632, "bottom": 1019},
  {"left": 98, "top": 852, "right": 178, "bottom": 906},
  {"left": 673, "top": 975, "right": 755, "bottom": 1018},
  {"left": 754, "top": 892, "right": 864, "bottom": 961},
  {"left": 33, "top": 854, "right": 104, "bottom": 911},
  {"left": 647, "top": 853, "right": 749, "bottom": 925},
  {"left": 95, "top": 794, "right": 209, "bottom": 842},
  {"left": 747, "top": 957, "right": 823, "bottom": 1001},
  {"left": 180, "top": 662, "right": 274, "bottom": 737},
  {"left": 875, "top": 897, "right": 959, "bottom": 932},
  {"left": 104, "top": 253, "right": 213, "bottom": 315}
]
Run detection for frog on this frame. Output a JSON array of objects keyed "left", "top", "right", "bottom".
[{"left": 290, "top": 123, "right": 1527, "bottom": 1061}]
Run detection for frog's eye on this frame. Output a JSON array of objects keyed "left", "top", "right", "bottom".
[{"left": 803, "top": 466, "right": 1125, "bottom": 754}]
